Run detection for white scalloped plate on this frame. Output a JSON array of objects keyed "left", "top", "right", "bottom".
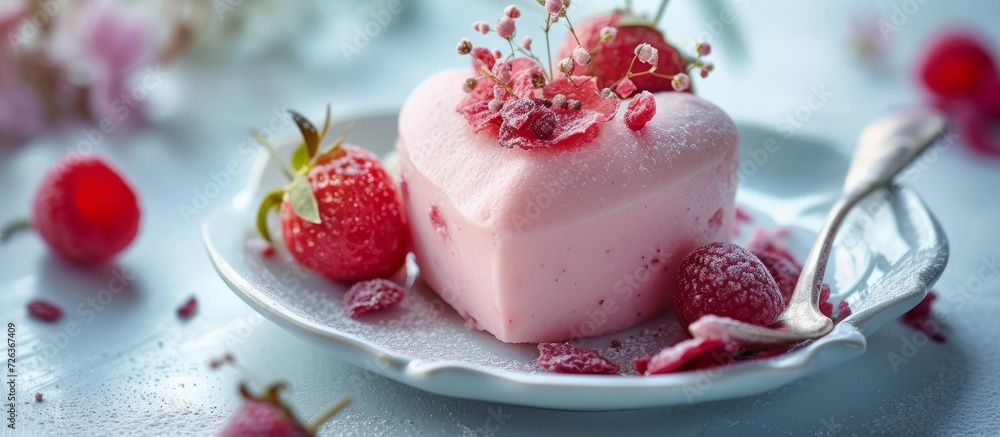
[{"left": 202, "top": 113, "right": 948, "bottom": 411}]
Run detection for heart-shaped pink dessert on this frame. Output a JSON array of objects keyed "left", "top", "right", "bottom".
[{"left": 397, "top": 68, "right": 738, "bottom": 343}]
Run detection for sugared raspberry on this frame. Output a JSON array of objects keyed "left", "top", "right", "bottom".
[
  {"left": 624, "top": 91, "right": 656, "bottom": 131},
  {"left": 753, "top": 250, "right": 801, "bottom": 305},
  {"left": 675, "top": 242, "right": 784, "bottom": 332},
  {"left": 640, "top": 337, "right": 740, "bottom": 375},
  {"left": 537, "top": 343, "right": 620, "bottom": 375},
  {"left": 28, "top": 300, "right": 63, "bottom": 322},
  {"left": 344, "top": 279, "right": 406, "bottom": 318},
  {"left": 901, "top": 291, "right": 945, "bottom": 342}
]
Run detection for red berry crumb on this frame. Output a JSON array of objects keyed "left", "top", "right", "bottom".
[
  {"left": 901, "top": 291, "right": 945, "bottom": 343},
  {"left": 818, "top": 284, "right": 834, "bottom": 318},
  {"left": 640, "top": 337, "right": 740, "bottom": 375},
  {"left": 31, "top": 156, "right": 141, "bottom": 263},
  {"left": 537, "top": 343, "right": 620, "bottom": 375},
  {"left": 27, "top": 300, "right": 63, "bottom": 322},
  {"left": 675, "top": 242, "right": 784, "bottom": 333},
  {"left": 615, "top": 78, "right": 637, "bottom": 98},
  {"left": 624, "top": 91, "right": 656, "bottom": 131},
  {"left": 35, "top": 392, "right": 43, "bottom": 403},
  {"left": 344, "top": 279, "right": 406, "bottom": 318},
  {"left": 428, "top": 205, "right": 449, "bottom": 239},
  {"left": 177, "top": 296, "right": 198, "bottom": 319},
  {"left": 753, "top": 250, "right": 801, "bottom": 305}
]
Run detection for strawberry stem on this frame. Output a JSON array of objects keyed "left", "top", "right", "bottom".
[
  {"left": 253, "top": 130, "right": 295, "bottom": 181},
  {"left": 0, "top": 219, "right": 30, "bottom": 243},
  {"left": 544, "top": 16, "right": 554, "bottom": 81},
  {"left": 654, "top": 0, "right": 671, "bottom": 25},
  {"left": 306, "top": 395, "right": 353, "bottom": 435}
]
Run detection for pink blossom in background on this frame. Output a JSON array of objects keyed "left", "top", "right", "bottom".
[
  {"left": 48, "top": 0, "right": 153, "bottom": 125},
  {"left": 0, "top": 5, "right": 46, "bottom": 142},
  {"left": 0, "top": 0, "right": 157, "bottom": 143}
]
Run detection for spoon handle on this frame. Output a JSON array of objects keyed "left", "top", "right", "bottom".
[{"left": 776, "top": 111, "right": 948, "bottom": 336}]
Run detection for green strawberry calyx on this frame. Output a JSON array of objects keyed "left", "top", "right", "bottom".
[{"left": 254, "top": 105, "right": 353, "bottom": 243}]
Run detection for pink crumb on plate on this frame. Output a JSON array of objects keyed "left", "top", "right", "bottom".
[
  {"left": 537, "top": 343, "right": 620, "bottom": 375},
  {"left": 344, "top": 279, "right": 406, "bottom": 318},
  {"left": 27, "top": 300, "right": 63, "bottom": 322},
  {"left": 639, "top": 337, "right": 740, "bottom": 375}
]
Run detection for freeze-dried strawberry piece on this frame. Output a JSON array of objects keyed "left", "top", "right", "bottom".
[
  {"left": 344, "top": 279, "right": 406, "bottom": 318},
  {"left": 537, "top": 343, "right": 620, "bottom": 375},
  {"left": 641, "top": 337, "right": 740, "bottom": 375},
  {"left": 28, "top": 300, "right": 62, "bottom": 322},
  {"left": 901, "top": 291, "right": 946, "bottom": 342},
  {"left": 624, "top": 91, "right": 656, "bottom": 131},
  {"left": 177, "top": 296, "right": 198, "bottom": 319}
]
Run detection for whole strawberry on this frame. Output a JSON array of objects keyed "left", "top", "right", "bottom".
[
  {"left": 257, "top": 108, "right": 409, "bottom": 281},
  {"left": 218, "top": 383, "right": 351, "bottom": 437},
  {"left": 5, "top": 156, "right": 140, "bottom": 263},
  {"left": 556, "top": 10, "right": 690, "bottom": 94}
]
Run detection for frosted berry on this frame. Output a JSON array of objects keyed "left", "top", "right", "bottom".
[
  {"left": 344, "top": 279, "right": 406, "bottom": 318},
  {"left": 675, "top": 242, "right": 784, "bottom": 332},
  {"left": 536, "top": 343, "right": 619, "bottom": 375}
]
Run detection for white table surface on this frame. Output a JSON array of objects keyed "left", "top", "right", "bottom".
[{"left": 3, "top": 0, "right": 1000, "bottom": 435}]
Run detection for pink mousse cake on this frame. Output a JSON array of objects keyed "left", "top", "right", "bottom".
[{"left": 397, "top": 69, "right": 739, "bottom": 343}]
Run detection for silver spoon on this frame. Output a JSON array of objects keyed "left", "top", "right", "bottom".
[{"left": 691, "top": 111, "right": 949, "bottom": 346}]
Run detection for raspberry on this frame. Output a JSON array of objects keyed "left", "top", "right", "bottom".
[
  {"left": 675, "top": 242, "right": 784, "bottom": 333},
  {"left": 28, "top": 300, "right": 63, "bottom": 322},
  {"left": 624, "top": 91, "right": 656, "bottom": 131},
  {"left": 920, "top": 32, "right": 998, "bottom": 99},
  {"left": 746, "top": 227, "right": 798, "bottom": 267},
  {"left": 900, "top": 291, "right": 945, "bottom": 342},
  {"left": 30, "top": 156, "right": 140, "bottom": 263},
  {"left": 640, "top": 337, "right": 740, "bottom": 375},
  {"left": 536, "top": 343, "right": 620, "bottom": 375},
  {"left": 344, "top": 279, "right": 406, "bottom": 318},
  {"left": 177, "top": 296, "right": 197, "bottom": 319},
  {"left": 753, "top": 250, "right": 801, "bottom": 305}
]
